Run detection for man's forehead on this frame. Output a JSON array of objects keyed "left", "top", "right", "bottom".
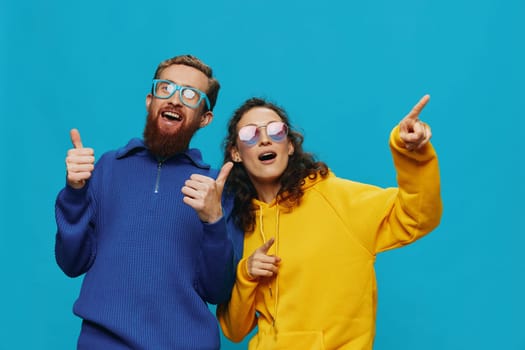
[{"left": 159, "top": 64, "right": 209, "bottom": 89}]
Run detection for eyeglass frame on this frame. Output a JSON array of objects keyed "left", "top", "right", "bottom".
[
  {"left": 237, "top": 121, "right": 289, "bottom": 146},
  {"left": 151, "top": 79, "right": 211, "bottom": 110}
]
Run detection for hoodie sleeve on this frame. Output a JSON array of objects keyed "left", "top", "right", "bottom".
[
  {"left": 216, "top": 257, "right": 259, "bottom": 342},
  {"left": 344, "top": 125, "right": 442, "bottom": 253},
  {"left": 372, "top": 125, "right": 443, "bottom": 252},
  {"left": 54, "top": 183, "right": 97, "bottom": 277},
  {"left": 324, "top": 125, "right": 442, "bottom": 254}
]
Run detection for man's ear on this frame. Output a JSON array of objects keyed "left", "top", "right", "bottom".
[
  {"left": 199, "top": 111, "right": 213, "bottom": 128},
  {"left": 146, "top": 94, "right": 152, "bottom": 110}
]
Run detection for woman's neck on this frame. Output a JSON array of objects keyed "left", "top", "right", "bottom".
[{"left": 253, "top": 183, "right": 281, "bottom": 204}]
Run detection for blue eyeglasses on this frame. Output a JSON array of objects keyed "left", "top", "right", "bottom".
[
  {"left": 238, "top": 121, "right": 289, "bottom": 146},
  {"left": 152, "top": 79, "right": 210, "bottom": 110}
]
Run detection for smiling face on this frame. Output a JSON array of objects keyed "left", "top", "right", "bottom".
[
  {"left": 231, "top": 107, "right": 294, "bottom": 201},
  {"left": 143, "top": 64, "right": 213, "bottom": 158}
]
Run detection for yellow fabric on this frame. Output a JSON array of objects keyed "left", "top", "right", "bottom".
[{"left": 217, "top": 126, "right": 442, "bottom": 350}]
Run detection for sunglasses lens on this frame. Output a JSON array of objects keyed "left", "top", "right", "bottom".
[
  {"left": 238, "top": 125, "right": 258, "bottom": 145},
  {"left": 267, "top": 122, "right": 288, "bottom": 142},
  {"left": 238, "top": 122, "right": 288, "bottom": 146}
]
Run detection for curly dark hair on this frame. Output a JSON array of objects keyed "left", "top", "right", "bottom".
[{"left": 223, "top": 97, "right": 329, "bottom": 233}]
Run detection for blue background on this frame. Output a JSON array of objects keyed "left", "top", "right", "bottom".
[{"left": 1, "top": 0, "right": 523, "bottom": 349}]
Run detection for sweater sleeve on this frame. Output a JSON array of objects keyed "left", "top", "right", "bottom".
[
  {"left": 54, "top": 183, "right": 97, "bottom": 277},
  {"left": 373, "top": 125, "right": 443, "bottom": 252},
  {"left": 196, "top": 217, "right": 235, "bottom": 305},
  {"left": 216, "top": 257, "right": 259, "bottom": 343}
]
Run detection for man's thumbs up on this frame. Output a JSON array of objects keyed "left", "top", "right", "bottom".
[
  {"left": 66, "top": 129, "right": 95, "bottom": 189},
  {"left": 182, "top": 162, "right": 234, "bottom": 223},
  {"left": 70, "top": 128, "right": 84, "bottom": 149}
]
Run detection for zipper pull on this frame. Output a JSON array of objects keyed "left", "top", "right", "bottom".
[{"left": 154, "top": 161, "right": 163, "bottom": 193}]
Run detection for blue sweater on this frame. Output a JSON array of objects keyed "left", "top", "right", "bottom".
[{"left": 55, "top": 138, "right": 238, "bottom": 350}]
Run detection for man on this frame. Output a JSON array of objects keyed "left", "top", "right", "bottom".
[{"left": 55, "top": 55, "right": 236, "bottom": 349}]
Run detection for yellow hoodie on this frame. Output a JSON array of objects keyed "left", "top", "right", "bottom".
[{"left": 217, "top": 126, "right": 442, "bottom": 350}]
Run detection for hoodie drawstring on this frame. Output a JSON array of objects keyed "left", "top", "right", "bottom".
[{"left": 258, "top": 204, "right": 280, "bottom": 330}]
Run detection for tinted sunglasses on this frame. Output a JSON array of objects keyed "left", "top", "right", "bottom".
[{"left": 238, "top": 121, "right": 289, "bottom": 146}]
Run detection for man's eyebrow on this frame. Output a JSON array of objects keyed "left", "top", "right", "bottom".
[{"left": 160, "top": 79, "right": 198, "bottom": 89}]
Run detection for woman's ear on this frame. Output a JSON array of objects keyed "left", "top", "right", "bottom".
[
  {"left": 231, "top": 147, "right": 242, "bottom": 162},
  {"left": 288, "top": 141, "right": 295, "bottom": 156}
]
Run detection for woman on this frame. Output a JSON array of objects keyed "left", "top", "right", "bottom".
[{"left": 217, "top": 96, "right": 442, "bottom": 350}]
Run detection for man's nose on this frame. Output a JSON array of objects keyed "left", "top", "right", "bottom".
[{"left": 168, "top": 90, "right": 183, "bottom": 106}]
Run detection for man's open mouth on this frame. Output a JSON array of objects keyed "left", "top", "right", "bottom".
[{"left": 162, "top": 111, "right": 182, "bottom": 121}]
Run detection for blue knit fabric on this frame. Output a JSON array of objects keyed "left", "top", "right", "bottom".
[{"left": 55, "top": 138, "right": 237, "bottom": 350}]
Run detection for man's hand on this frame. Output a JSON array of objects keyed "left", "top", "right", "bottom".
[
  {"left": 66, "top": 129, "right": 95, "bottom": 189},
  {"left": 246, "top": 238, "right": 281, "bottom": 280},
  {"left": 182, "top": 162, "right": 234, "bottom": 223},
  {"left": 399, "top": 94, "right": 433, "bottom": 151}
]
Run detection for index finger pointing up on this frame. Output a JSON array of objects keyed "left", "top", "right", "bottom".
[
  {"left": 70, "top": 128, "right": 83, "bottom": 149},
  {"left": 258, "top": 237, "right": 275, "bottom": 254},
  {"left": 406, "top": 94, "right": 430, "bottom": 121}
]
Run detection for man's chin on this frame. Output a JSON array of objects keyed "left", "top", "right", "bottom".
[
  {"left": 157, "top": 129, "right": 178, "bottom": 138},
  {"left": 143, "top": 113, "right": 200, "bottom": 159},
  {"left": 158, "top": 118, "right": 183, "bottom": 132}
]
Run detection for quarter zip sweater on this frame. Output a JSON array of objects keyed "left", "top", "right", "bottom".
[
  {"left": 55, "top": 138, "right": 236, "bottom": 350},
  {"left": 217, "top": 126, "right": 443, "bottom": 350}
]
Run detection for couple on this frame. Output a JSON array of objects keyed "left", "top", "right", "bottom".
[{"left": 55, "top": 54, "right": 442, "bottom": 350}]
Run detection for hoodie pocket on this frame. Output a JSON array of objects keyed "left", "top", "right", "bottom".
[{"left": 252, "top": 330, "right": 326, "bottom": 350}]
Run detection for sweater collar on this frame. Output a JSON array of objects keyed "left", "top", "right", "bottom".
[{"left": 115, "top": 138, "right": 211, "bottom": 169}]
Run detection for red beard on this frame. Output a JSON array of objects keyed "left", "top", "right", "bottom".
[{"left": 143, "top": 112, "right": 201, "bottom": 159}]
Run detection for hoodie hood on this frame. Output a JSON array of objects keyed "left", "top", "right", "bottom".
[{"left": 251, "top": 170, "right": 334, "bottom": 209}]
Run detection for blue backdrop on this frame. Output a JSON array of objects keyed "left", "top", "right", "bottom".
[{"left": 1, "top": 0, "right": 523, "bottom": 349}]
